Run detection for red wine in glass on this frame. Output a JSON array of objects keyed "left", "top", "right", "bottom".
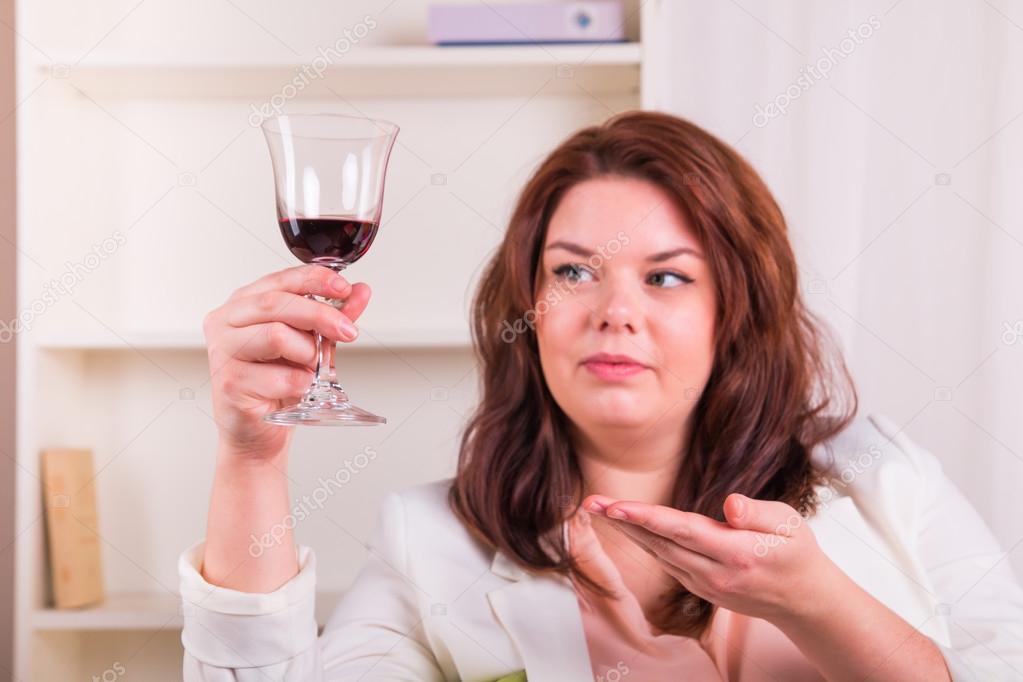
[{"left": 279, "top": 217, "right": 379, "bottom": 265}]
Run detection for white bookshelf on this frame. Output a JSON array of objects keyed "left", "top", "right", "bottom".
[
  {"left": 32, "top": 591, "right": 344, "bottom": 631},
  {"left": 39, "top": 43, "right": 643, "bottom": 97},
  {"left": 34, "top": 325, "right": 472, "bottom": 350},
  {"left": 15, "top": 0, "right": 663, "bottom": 678},
  {"left": 43, "top": 43, "right": 642, "bottom": 68}
]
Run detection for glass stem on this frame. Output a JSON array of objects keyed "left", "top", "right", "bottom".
[{"left": 305, "top": 264, "right": 349, "bottom": 403}]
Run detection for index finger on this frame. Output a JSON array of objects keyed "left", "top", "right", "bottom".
[
  {"left": 230, "top": 264, "right": 352, "bottom": 301},
  {"left": 567, "top": 514, "right": 653, "bottom": 639}
]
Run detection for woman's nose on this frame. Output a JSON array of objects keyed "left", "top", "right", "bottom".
[{"left": 592, "top": 283, "right": 639, "bottom": 334}]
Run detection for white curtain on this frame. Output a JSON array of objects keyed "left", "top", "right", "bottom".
[{"left": 653, "top": 0, "right": 1023, "bottom": 578}]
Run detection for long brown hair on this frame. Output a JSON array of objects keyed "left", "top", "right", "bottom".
[{"left": 448, "top": 110, "right": 858, "bottom": 637}]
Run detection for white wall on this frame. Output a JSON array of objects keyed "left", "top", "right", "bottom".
[{"left": 657, "top": 0, "right": 1023, "bottom": 580}]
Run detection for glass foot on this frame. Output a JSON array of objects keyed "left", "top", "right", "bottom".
[{"left": 263, "top": 384, "right": 386, "bottom": 426}]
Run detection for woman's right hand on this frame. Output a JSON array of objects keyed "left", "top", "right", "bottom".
[{"left": 202, "top": 264, "right": 371, "bottom": 461}]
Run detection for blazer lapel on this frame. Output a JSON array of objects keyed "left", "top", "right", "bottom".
[{"left": 486, "top": 538, "right": 594, "bottom": 682}]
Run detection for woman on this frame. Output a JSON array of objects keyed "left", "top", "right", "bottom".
[{"left": 180, "top": 111, "right": 1023, "bottom": 680}]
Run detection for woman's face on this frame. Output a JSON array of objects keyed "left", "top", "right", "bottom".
[{"left": 534, "top": 175, "right": 717, "bottom": 435}]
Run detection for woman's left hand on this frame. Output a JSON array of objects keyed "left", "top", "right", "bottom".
[{"left": 581, "top": 492, "right": 839, "bottom": 623}]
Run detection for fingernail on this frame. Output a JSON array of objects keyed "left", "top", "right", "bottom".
[
  {"left": 331, "top": 275, "right": 349, "bottom": 292},
  {"left": 607, "top": 508, "right": 627, "bottom": 520},
  {"left": 338, "top": 319, "right": 358, "bottom": 339},
  {"left": 586, "top": 501, "right": 605, "bottom": 513}
]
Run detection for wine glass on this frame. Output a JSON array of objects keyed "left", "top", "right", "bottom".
[{"left": 260, "top": 113, "right": 399, "bottom": 426}]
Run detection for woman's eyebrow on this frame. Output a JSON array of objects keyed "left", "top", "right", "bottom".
[{"left": 545, "top": 240, "right": 703, "bottom": 261}]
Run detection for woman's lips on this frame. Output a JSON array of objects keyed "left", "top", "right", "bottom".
[{"left": 582, "top": 360, "right": 648, "bottom": 380}]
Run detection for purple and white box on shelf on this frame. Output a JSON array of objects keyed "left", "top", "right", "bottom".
[{"left": 427, "top": 1, "right": 626, "bottom": 46}]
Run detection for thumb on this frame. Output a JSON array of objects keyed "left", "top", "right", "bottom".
[
  {"left": 339, "top": 282, "right": 372, "bottom": 322},
  {"left": 724, "top": 493, "right": 802, "bottom": 535}
]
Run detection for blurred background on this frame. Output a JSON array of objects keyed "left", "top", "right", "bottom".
[{"left": 0, "top": 0, "right": 1021, "bottom": 678}]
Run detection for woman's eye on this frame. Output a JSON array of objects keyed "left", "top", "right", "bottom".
[
  {"left": 552, "top": 264, "right": 594, "bottom": 283},
  {"left": 648, "top": 271, "right": 693, "bottom": 288}
]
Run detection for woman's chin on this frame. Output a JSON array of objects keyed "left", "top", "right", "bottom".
[{"left": 581, "top": 398, "right": 652, "bottom": 428}]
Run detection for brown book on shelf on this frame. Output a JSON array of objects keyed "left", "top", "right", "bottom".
[{"left": 40, "top": 448, "right": 104, "bottom": 608}]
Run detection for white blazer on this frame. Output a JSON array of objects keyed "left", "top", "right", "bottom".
[{"left": 178, "top": 413, "right": 1023, "bottom": 681}]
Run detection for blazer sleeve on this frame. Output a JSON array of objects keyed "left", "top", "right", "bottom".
[
  {"left": 178, "top": 490, "right": 447, "bottom": 681},
  {"left": 876, "top": 416, "right": 1023, "bottom": 681}
]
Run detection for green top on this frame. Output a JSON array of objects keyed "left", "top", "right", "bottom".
[{"left": 492, "top": 672, "right": 527, "bottom": 682}]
